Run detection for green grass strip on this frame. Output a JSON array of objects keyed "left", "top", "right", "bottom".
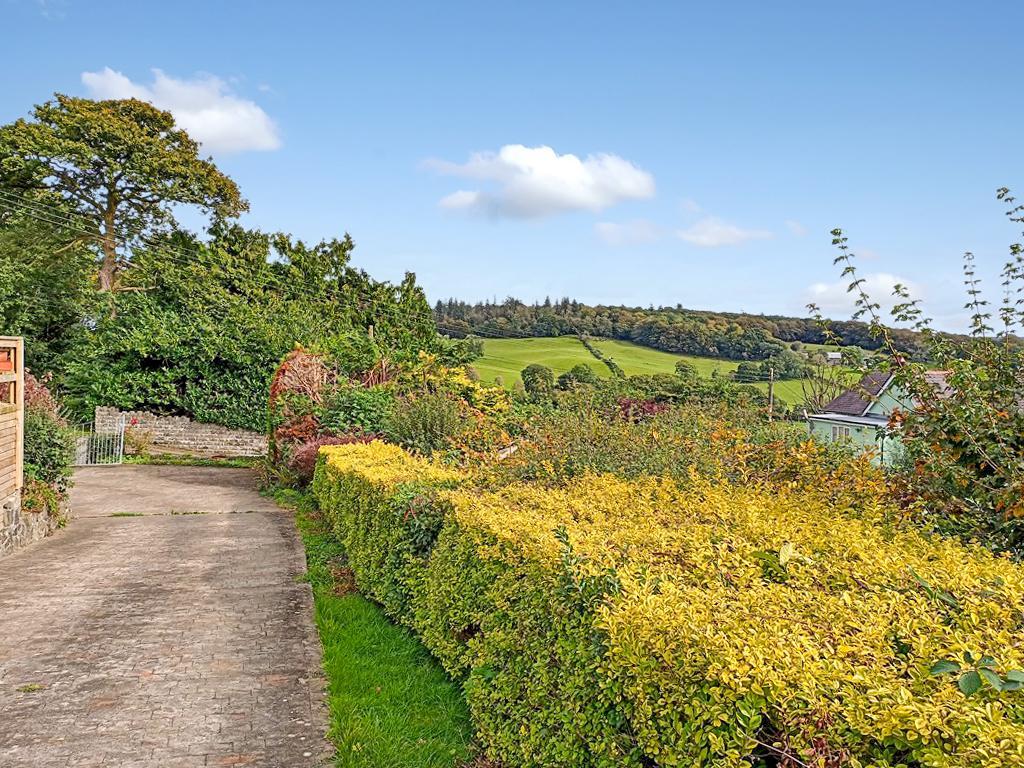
[{"left": 285, "top": 490, "right": 475, "bottom": 768}]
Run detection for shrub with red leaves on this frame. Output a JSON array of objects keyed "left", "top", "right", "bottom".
[
  {"left": 617, "top": 397, "right": 670, "bottom": 422},
  {"left": 24, "top": 371, "right": 64, "bottom": 419},
  {"left": 288, "top": 433, "right": 378, "bottom": 485}
]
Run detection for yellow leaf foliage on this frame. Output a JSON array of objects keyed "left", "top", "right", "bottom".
[
  {"left": 315, "top": 443, "right": 1024, "bottom": 768},
  {"left": 319, "top": 440, "right": 460, "bottom": 488}
]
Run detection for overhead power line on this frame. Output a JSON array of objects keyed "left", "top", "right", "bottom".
[
  {"left": 0, "top": 190, "right": 545, "bottom": 341},
  {"left": 0, "top": 191, "right": 824, "bottom": 365}
]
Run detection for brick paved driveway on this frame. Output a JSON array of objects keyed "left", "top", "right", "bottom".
[{"left": 0, "top": 467, "right": 330, "bottom": 768}]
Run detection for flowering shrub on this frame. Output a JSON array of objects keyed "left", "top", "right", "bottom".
[
  {"left": 315, "top": 442, "right": 1024, "bottom": 768},
  {"left": 615, "top": 396, "right": 669, "bottom": 421},
  {"left": 443, "top": 367, "right": 510, "bottom": 415}
]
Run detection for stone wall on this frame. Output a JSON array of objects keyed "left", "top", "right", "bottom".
[
  {"left": 1, "top": 489, "right": 61, "bottom": 558},
  {"left": 95, "top": 407, "right": 268, "bottom": 458}
]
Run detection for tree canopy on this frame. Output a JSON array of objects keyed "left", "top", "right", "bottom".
[{"left": 0, "top": 94, "right": 245, "bottom": 291}]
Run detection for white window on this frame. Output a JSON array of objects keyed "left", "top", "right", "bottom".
[{"left": 831, "top": 425, "right": 851, "bottom": 443}]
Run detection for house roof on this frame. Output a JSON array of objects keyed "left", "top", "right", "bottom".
[
  {"left": 815, "top": 369, "right": 956, "bottom": 420},
  {"left": 923, "top": 370, "right": 954, "bottom": 399},
  {"left": 820, "top": 370, "right": 892, "bottom": 416},
  {"left": 807, "top": 412, "right": 888, "bottom": 427}
]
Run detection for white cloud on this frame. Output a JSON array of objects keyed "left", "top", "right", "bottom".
[
  {"left": 439, "top": 190, "right": 482, "bottom": 210},
  {"left": 595, "top": 219, "right": 660, "bottom": 246},
  {"left": 805, "top": 272, "right": 922, "bottom": 318},
  {"left": 81, "top": 67, "right": 281, "bottom": 153},
  {"left": 785, "top": 219, "right": 807, "bottom": 236},
  {"left": 35, "top": 0, "right": 67, "bottom": 20},
  {"left": 426, "top": 144, "right": 655, "bottom": 218},
  {"left": 676, "top": 217, "right": 773, "bottom": 247},
  {"left": 679, "top": 198, "right": 702, "bottom": 214}
]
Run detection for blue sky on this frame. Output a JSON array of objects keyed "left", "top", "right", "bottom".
[{"left": 3, "top": 0, "right": 1023, "bottom": 330}]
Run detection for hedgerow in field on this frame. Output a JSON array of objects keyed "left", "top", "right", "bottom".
[{"left": 314, "top": 442, "right": 1024, "bottom": 768}]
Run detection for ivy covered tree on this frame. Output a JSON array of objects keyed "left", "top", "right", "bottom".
[{"left": 0, "top": 94, "right": 245, "bottom": 292}]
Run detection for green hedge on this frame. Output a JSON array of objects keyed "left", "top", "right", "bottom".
[{"left": 312, "top": 447, "right": 634, "bottom": 766}]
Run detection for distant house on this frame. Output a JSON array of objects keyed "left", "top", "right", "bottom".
[
  {"left": 825, "top": 350, "right": 843, "bottom": 366},
  {"left": 806, "top": 370, "right": 910, "bottom": 464}
]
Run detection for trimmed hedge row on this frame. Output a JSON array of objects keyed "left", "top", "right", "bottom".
[{"left": 312, "top": 441, "right": 1024, "bottom": 768}]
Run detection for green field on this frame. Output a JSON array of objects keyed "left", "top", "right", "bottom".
[{"left": 472, "top": 336, "right": 812, "bottom": 404}]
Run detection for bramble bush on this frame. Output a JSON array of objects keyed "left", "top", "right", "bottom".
[{"left": 314, "top": 441, "right": 1024, "bottom": 768}]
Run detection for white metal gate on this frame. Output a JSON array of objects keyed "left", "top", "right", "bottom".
[{"left": 73, "top": 414, "right": 126, "bottom": 466}]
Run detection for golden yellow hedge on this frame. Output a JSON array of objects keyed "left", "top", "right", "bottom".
[
  {"left": 447, "top": 475, "right": 1024, "bottom": 766},
  {"left": 316, "top": 443, "right": 1024, "bottom": 767},
  {"left": 319, "top": 440, "right": 460, "bottom": 488}
]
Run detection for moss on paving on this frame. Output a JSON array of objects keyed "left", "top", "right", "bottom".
[{"left": 283, "top": 490, "right": 474, "bottom": 768}]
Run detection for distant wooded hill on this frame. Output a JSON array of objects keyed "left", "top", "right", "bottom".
[{"left": 433, "top": 297, "right": 962, "bottom": 363}]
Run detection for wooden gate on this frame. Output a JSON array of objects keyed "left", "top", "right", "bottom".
[{"left": 0, "top": 337, "right": 25, "bottom": 499}]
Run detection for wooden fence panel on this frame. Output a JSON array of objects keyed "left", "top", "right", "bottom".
[{"left": 0, "top": 337, "right": 24, "bottom": 498}]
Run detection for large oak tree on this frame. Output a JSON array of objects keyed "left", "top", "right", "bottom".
[{"left": 0, "top": 94, "right": 246, "bottom": 291}]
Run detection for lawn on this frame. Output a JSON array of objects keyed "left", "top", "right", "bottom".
[
  {"left": 473, "top": 336, "right": 813, "bottom": 405},
  {"left": 472, "top": 336, "right": 611, "bottom": 385},
  {"left": 283, "top": 490, "right": 474, "bottom": 768},
  {"left": 590, "top": 338, "right": 737, "bottom": 377}
]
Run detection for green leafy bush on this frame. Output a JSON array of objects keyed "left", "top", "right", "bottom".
[
  {"left": 520, "top": 363, "right": 554, "bottom": 400},
  {"left": 61, "top": 226, "right": 438, "bottom": 431},
  {"left": 318, "top": 384, "right": 394, "bottom": 434},
  {"left": 23, "top": 373, "right": 74, "bottom": 489},
  {"left": 557, "top": 363, "right": 600, "bottom": 389},
  {"left": 21, "top": 372, "right": 74, "bottom": 517},
  {"left": 383, "top": 392, "right": 471, "bottom": 456},
  {"left": 24, "top": 407, "right": 74, "bottom": 488}
]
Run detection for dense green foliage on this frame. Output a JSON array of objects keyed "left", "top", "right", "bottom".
[
  {"left": 520, "top": 363, "right": 555, "bottom": 400},
  {"left": 319, "top": 383, "right": 395, "bottom": 435},
  {"left": 45, "top": 225, "right": 433, "bottom": 431},
  {"left": 557, "top": 362, "right": 601, "bottom": 388},
  {"left": 383, "top": 392, "right": 472, "bottom": 457},
  {"left": 0, "top": 95, "right": 444, "bottom": 433},
  {"left": 734, "top": 348, "right": 811, "bottom": 382},
  {"left": 21, "top": 373, "right": 74, "bottom": 516},
  {"left": 0, "top": 198, "right": 95, "bottom": 374},
  {"left": 23, "top": 408, "right": 73, "bottom": 487}
]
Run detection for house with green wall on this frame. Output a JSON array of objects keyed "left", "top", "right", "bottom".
[{"left": 806, "top": 370, "right": 910, "bottom": 465}]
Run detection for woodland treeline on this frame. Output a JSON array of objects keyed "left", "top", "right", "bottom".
[{"left": 434, "top": 297, "right": 966, "bottom": 361}]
